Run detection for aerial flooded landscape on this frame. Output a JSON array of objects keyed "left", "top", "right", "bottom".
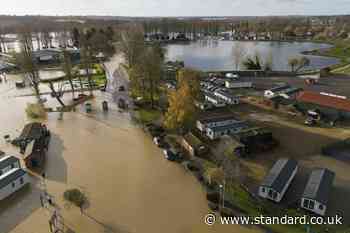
[{"left": 1, "top": 1, "right": 350, "bottom": 233}]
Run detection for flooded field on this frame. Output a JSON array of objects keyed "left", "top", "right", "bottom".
[{"left": 0, "top": 69, "right": 260, "bottom": 233}]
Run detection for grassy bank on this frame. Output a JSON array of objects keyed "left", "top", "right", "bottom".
[{"left": 309, "top": 39, "right": 350, "bottom": 75}]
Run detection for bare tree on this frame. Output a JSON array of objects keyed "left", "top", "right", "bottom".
[
  {"left": 15, "top": 27, "right": 41, "bottom": 101},
  {"left": 232, "top": 43, "right": 247, "bottom": 71},
  {"left": 61, "top": 49, "right": 76, "bottom": 98}
]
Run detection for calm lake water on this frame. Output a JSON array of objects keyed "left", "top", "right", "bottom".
[{"left": 165, "top": 40, "right": 339, "bottom": 71}]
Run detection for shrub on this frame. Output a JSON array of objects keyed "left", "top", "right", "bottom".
[
  {"left": 63, "top": 189, "right": 87, "bottom": 208},
  {"left": 25, "top": 103, "right": 47, "bottom": 119}
]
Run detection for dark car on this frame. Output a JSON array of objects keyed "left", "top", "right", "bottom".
[
  {"left": 119, "top": 86, "right": 125, "bottom": 92},
  {"left": 163, "top": 149, "right": 182, "bottom": 162}
]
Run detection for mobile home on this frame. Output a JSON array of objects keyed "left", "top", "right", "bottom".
[
  {"left": 301, "top": 168, "right": 335, "bottom": 216},
  {"left": 259, "top": 158, "right": 298, "bottom": 202}
]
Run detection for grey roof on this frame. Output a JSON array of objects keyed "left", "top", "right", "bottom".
[
  {"left": 302, "top": 168, "right": 335, "bottom": 205},
  {"left": 0, "top": 168, "right": 26, "bottom": 189},
  {"left": 198, "top": 114, "right": 238, "bottom": 124},
  {"left": 269, "top": 84, "right": 291, "bottom": 93},
  {"left": 261, "top": 158, "right": 298, "bottom": 193},
  {"left": 0, "top": 156, "right": 19, "bottom": 170},
  {"left": 207, "top": 122, "right": 247, "bottom": 133}
]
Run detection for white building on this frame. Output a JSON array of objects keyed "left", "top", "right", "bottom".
[
  {"left": 214, "top": 90, "right": 240, "bottom": 105},
  {"left": 0, "top": 156, "right": 20, "bottom": 176},
  {"left": 206, "top": 122, "right": 248, "bottom": 140},
  {"left": 264, "top": 85, "right": 302, "bottom": 100},
  {"left": 259, "top": 159, "right": 298, "bottom": 203},
  {"left": 0, "top": 168, "right": 29, "bottom": 201},
  {"left": 225, "top": 80, "right": 253, "bottom": 89},
  {"left": 301, "top": 168, "right": 335, "bottom": 216},
  {"left": 197, "top": 114, "right": 241, "bottom": 133},
  {"left": 204, "top": 92, "right": 226, "bottom": 108}
]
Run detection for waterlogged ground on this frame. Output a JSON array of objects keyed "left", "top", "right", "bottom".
[{"left": 0, "top": 60, "right": 261, "bottom": 233}]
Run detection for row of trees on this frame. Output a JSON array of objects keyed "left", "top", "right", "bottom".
[{"left": 119, "top": 25, "right": 164, "bottom": 108}]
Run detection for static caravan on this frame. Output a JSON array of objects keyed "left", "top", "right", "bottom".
[
  {"left": 301, "top": 168, "right": 335, "bottom": 216},
  {"left": 214, "top": 90, "right": 240, "bottom": 105},
  {"left": 196, "top": 114, "right": 241, "bottom": 133},
  {"left": 259, "top": 158, "right": 298, "bottom": 202},
  {"left": 0, "top": 168, "right": 29, "bottom": 201},
  {"left": 225, "top": 80, "right": 253, "bottom": 89},
  {"left": 0, "top": 156, "right": 20, "bottom": 176},
  {"left": 206, "top": 122, "right": 247, "bottom": 140},
  {"left": 204, "top": 92, "right": 226, "bottom": 108}
]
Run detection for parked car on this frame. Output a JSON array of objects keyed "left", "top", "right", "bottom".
[
  {"left": 163, "top": 149, "right": 182, "bottom": 162},
  {"left": 304, "top": 117, "right": 316, "bottom": 126}
]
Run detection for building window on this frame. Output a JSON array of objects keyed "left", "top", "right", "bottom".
[
  {"left": 20, "top": 177, "right": 24, "bottom": 185},
  {"left": 303, "top": 199, "right": 309, "bottom": 208},
  {"left": 309, "top": 200, "right": 315, "bottom": 209},
  {"left": 261, "top": 187, "right": 266, "bottom": 193},
  {"left": 11, "top": 164, "right": 14, "bottom": 169},
  {"left": 319, "top": 204, "right": 324, "bottom": 210},
  {"left": 12, "top": 182, "right": 15, "bottom": 188}
]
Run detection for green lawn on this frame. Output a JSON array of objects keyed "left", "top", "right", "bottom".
[{"left": 136, "top": 108, "right": 162, "bottom": 124}]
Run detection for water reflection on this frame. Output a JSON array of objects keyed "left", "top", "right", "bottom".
[{"left": 166, "top": 40, "right": 339, "bottom": 71}]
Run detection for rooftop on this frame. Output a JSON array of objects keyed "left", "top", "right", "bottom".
[
  {"left": 302, "top": 168, "right": 335, "bottom": 205},
  {"left": 207, "top": 122, "right": 247, "bottom": 132},
  {"left": 198, "top": 113, "right": 239, "bottom": 124},
  {"left": 261, "top": 158, "right": 298, "bottom": 193},
  {"left": 297, "top": 91, "right": 350, "bottom": 112},
  {"left": 268, "top": 84, "right": 291, "bottom": 93}
]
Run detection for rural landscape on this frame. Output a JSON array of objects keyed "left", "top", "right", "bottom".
[{"left": 1, "top": 2, "right": 350, "bottom": 233}]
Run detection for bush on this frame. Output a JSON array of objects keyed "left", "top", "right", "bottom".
[
  {"left": 25, "top": 103, "right": 47, "bottom": 119},
  {"left": 63, "top": 189, "right": 87, "bottom": 208}
]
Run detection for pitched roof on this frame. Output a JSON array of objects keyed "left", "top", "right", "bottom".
[
  {"left": 0, "top": 156, "right": 19, "bottom": 170},
  {"left": 198, "top": 114, "right": 238, "bottom": 124},
  {"left": 269, "top": 84, "right": 291, "bottom": 93},
  {"left": 302, "top": 168, "right": 335, "bottom": 205},
  {"left": 207, "top": 122, "right": 247, "bottom": 132},
  {"left": 261, "top": 158, "right": 298, "bottom": 193},
  {"left": 0, "top": 168, "right": 26, "bottom": 189},
  {"left": 297, "top": 91, "right": 350, "bottom": 112}
]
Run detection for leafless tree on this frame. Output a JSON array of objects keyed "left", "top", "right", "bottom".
[{"left": 232, "top": 43, "right": 247, "bottom": 71}]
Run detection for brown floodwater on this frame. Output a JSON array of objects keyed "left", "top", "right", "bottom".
[{"left": 0, "top": 62, "right": 261, "bottom": 233}]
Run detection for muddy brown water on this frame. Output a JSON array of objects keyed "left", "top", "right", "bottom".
[{"left": 0, "top": 76, "right": 260, "bottom": 233}]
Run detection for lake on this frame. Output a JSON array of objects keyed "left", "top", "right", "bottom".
[{"left": 165, "top": 40, "right": 339, "bottom": 71}]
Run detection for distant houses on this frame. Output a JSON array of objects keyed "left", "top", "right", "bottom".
[
  {"left": 0, "top": 154, "right": 29, "bottom": 201},
  {"left": 259, "top": 158, "right": 298, "bottom": 202},
  {"left": 301, "top": 168, "right": 335, "bottom": 216}
]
